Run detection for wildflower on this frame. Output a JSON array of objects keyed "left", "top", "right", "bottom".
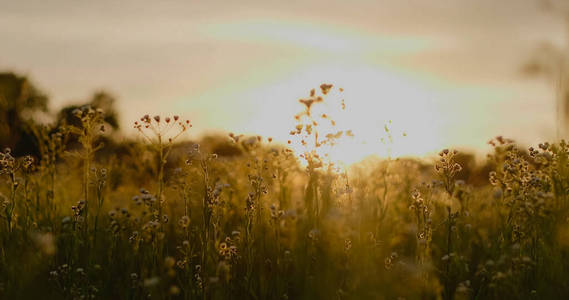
[
  {"left": 178, "top": 215, "right": 190, "bottom": 228},
  {"left": 320, "top": 83, "right": 333, "bottom": 95}
]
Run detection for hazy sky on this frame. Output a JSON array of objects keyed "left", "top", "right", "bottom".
[{"left": 1, "top": 0, "right": 567, "bottom": 159}]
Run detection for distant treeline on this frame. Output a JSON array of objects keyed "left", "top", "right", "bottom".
[
  {"left": 0, "top": 72, "right": 120, "bottom": 156},
  {"left": 1, "top": 71, "right": 526, "bottom": 187}
]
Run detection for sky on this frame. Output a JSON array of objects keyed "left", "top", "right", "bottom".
[{"left": 1, "top": 0, "right": 568, "bottom": 161}]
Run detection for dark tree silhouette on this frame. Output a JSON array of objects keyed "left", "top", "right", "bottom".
[
  {"left": 0, "top": 72, "right": 49, "bottom": 155},
  {"left": 56, "top": 91, "right": 120, "bottom": 131}
]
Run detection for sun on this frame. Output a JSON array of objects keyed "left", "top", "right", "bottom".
[
  {"left": 238, "top": 64, "right": 444, "bottom": 166},
  {"left": 285, "top": 83, "right": 354, "bottom": 169}
]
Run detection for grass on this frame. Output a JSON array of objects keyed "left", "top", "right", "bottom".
[{"left": 1, "top": 86, "right": 569, "bottom": 299}]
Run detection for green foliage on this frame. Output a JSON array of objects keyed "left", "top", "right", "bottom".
[
  {"left": 1, "top": 84, "right": 569, "bottom": 299},
  {"left": 1, "top": 129, "right": 569, "bottom": 299}
]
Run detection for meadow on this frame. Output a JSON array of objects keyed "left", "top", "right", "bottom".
[{"left": 1, "top": 84, "right": 569, "bottom": 300}]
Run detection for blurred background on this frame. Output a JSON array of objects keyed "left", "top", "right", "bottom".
[{"left": 1, "top": 0, "right": 568, "bottom": 161}]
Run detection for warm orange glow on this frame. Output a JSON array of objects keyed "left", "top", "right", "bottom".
[
  {"left": 236, "top": 64, "right": 445, "bottom": 165},
  {"left": 1, "top": 1, "right": 564, "bottom": 156}
]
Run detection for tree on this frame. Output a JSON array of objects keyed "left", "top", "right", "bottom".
[
  {"left": 56, "top": 91, "right": 120, "bottom": 131},
  {"left": 0, "top": 72, "right": 49, "bottom": 155}
]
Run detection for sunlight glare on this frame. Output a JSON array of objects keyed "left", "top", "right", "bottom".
[{"left": 239, "top": 63, "right": 445, "bottom": 165}]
